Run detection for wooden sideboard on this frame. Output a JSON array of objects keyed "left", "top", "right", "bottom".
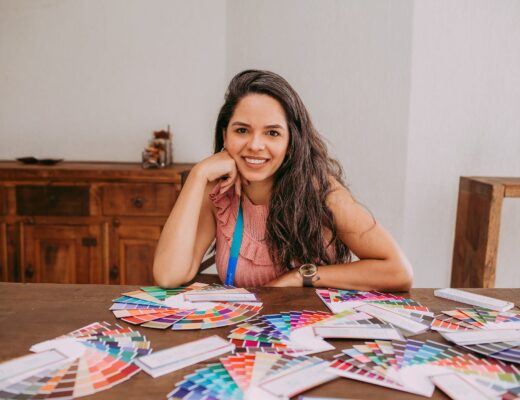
[{"left": 0, "top": 161, "right": 193, "bottom": 285}]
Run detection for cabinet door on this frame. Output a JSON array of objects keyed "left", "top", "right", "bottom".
[
  {"left": 110, "top": 224, "right": 161, "bottom": 285},
  {"left": 22, "top": 223, "right": 102, "bottom": 283},
  {"left": 0, "top": 223, "right": 7, "bottom": 281}
]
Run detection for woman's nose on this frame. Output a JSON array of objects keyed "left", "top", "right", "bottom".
[{"left": 248, "top": 133, "right": 266, "bottom": 151}]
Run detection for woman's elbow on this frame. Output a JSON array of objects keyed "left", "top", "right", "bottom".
[
  {"left": 392, "top": 259, "right": 414, "bottom": 291},
  {"left": 153, "top": 260, "right": 194, "bottom": 288}
]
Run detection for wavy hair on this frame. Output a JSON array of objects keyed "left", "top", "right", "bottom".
[{"left": 214, "top": 70, "right": 351, "bottom": 269}]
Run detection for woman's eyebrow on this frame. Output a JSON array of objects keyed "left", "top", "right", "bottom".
[{"left": 231, "top": 121, "right": 286, "bottom": 129}]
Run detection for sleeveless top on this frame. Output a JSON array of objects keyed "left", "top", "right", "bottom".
[{"left": 209, "top": 182, "right": 286, "bottom": 287}]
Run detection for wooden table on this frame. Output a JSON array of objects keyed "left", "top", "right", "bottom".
[
  {"left": 451, "top": 176, "right": 520, "bottom": 288},
  {"left": 1, "top": 281, "right": 519, "bottom": 399}
]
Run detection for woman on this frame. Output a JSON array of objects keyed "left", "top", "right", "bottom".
[{"left": 153, "top": 70, "right": 413, "bottom": 290}]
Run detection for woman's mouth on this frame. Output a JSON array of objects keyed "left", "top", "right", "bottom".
[{"left": 243, "top": 157, "right": 268, "bottom": 165}]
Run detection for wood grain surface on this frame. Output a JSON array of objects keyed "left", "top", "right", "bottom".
[{"left": 1, "top": 280, "right": 519, "bottom": 400}]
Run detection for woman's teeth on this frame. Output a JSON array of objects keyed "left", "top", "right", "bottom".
[{"left": 245, "top": 158, "right": 267, "bottom": 165}]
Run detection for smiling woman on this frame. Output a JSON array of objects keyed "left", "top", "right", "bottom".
[
  {"left": 153, "top": 70, "right": 413, "bottom": 290},
  {"left": 222, "top": 94, "right": 289, "bottom": 202}
]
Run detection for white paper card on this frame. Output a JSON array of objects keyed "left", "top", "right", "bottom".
[
  {"left": 135, "top": 335, "right": 234, "bottom": 378},
  {"left": 259, "top": 361, "right": 336, "bottom": 398},
  {"left": 0, "top": 349, "right": 76, "bottom": 390},
  {"left": 441, "top": 329, "right": 520, "bottom": 345},
  {"left": 288, "top": 327, "right": 335, "bottom": 353},
  {"left": 354, "top": 304, "right": 430, "bottom": 335},
  {"left": 184, "top": 292, "right": 258, "bottom": 302},
  {"left": 163, "top": 292, "right": 217, "bottom": 310},
  {"left": 434, "top": 288, "right": 514, "bottom": 312},
  {"left": 313, "top": 325, "right": 404, "bottom": 340},
  {"left": 431, "top": 373, "right": 493, "bottom": 400}
]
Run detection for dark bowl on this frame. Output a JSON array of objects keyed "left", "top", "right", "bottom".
[
  {"left": 38, "top": 158, "right": 64, "bottom": 165},
  {"left": 16, "top": 157, "right": 39, "bottom": 164}
]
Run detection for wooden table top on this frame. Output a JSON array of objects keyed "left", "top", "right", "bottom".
[{"left": 1, "top": 281, "right": 518, "bottom": 400}]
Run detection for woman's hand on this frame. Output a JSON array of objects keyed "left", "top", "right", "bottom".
[
  {"left": 264, "top": 269, "right": 303, "bottom": 287},
  {"left": 195, "top": 150, "right": 248, "bottom": 196}
]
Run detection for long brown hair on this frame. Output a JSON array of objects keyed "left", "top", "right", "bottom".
[{"left": 214, "top": 70, "right": 351, "bottom": 269}]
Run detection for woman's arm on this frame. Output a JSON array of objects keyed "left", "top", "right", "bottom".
[
  {"left": 267, "top": 182, "right": 413, "bottom": 291},
  {"left": 153, "top": 151, "right": 242, "bottom": 288}
]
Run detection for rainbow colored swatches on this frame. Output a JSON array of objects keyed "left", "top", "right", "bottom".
[
  {"left": 167, "top": 353, "right": 328, "bottom": 399},
  {"left": 431, "top": 306, "right": 520, "bottom": 364},
  {"left": 0, "top": 322, "right": 150, "bottom": 399},
  {"left": 110, "top": 283, "right": 262, "bottom": 330},
  {"left": 316, "top": 288, "right": 431, "bottom": 314},
  {"left": 329, "top": 339, "right": 520, "bottom": 398}
]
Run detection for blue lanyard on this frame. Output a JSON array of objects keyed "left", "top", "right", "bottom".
[{"left": 225, "top": 197, "right": 244, "bottom": 286}]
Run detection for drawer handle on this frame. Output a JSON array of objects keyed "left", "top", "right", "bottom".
[
  {"left": 112, "top": 218, "right": 121, "bottom": 228},
  {"left": 110, "top": 264, "right": 119, "bottom": 280},
  {"left": 25, "top": 264, "right": 34, "bottom": 279},
  {"left": 132, "top": 197, "right": 145, "bottom": 209}
]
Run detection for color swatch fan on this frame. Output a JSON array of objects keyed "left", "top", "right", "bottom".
[
  {"left": 227, "top": 309, "right": 388, "bottom": 355},
  {"left": 167, "top": 353, "right": 335, "bottom": 400},
  {"left": 0, "top": 322, "right": 151, "bottom": 399},
  {"left": 328, "top": 339, "right": 520, "bottom": 398},
  {"left": 110, "top": 283, "right": 263, "bottom": 330},
  {"left": 431, "top": 307, "right": 520, "bottom": 364},
  {"left": 316, "top": 288, "right": 431, "bottom": 315}
]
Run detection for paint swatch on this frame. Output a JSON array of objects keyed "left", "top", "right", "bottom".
[
  {"left": 431, "top": 307, "right": 520, "bottom": 364},
  {"left": 167, "top": 353, "right": 335, "bottom": 399},
  {"left": 316, "top": 288, "right": 432, "bottom": 315},
  {"left": 0, "top": 322, "right": 151, "bottom": 399},
  {"left": 110, "top": 283, "right": 263, "bottom": 330},
  {"left": 328, "top": 339, "right": 520, "bottom": 398},
  {"left": 228, "top": 310, "right": 339, "bottom": 355}
]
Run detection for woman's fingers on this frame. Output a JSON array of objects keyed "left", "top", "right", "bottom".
[{"left": 219, "top": 167, "right": 238, "bottom": 195}]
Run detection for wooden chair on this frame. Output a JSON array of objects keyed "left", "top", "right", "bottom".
[{"left": 451, "top": 177, "right": 520, "bottom": 288}]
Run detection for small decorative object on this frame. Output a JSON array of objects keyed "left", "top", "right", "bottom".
[
  {"left": 16, "top": 157, "right": 63, "bottom": 165},
  {"left": 142, "top": 125, "right": 173, "bottom": 169}
]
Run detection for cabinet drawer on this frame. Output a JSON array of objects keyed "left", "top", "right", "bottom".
[
  {"left": 0, "top": 187, "right": 5, "bottom": 215},
  {"left": 16, "top": 186, "right": 89, "bottom": 216},
  {"left": 102, "top": 184, "right": 176, "bottom": 216}
]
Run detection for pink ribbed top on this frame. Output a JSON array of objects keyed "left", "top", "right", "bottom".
[{"left": 209, "top": 183, "right": 285, "bottom": 287}]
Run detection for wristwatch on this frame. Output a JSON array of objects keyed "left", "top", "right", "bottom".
[{"left": 299, "top": 263, "right": 319, "bottom": 287}]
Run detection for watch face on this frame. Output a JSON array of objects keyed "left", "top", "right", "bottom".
[{"left": 299, "top": 263, "right": 317, "bottom": 278}]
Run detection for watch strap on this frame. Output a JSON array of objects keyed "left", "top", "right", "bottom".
[{"left": 303, "top": 276, "right": 314, "bottom": 287}]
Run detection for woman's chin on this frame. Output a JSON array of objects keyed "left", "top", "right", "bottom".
[{"left": 239, "top": 171, "right": 273, "bottom": 184}]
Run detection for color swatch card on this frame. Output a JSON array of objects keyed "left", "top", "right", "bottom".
[
  {"left": 313, "top": 324, "right": 404, "bottom": 341},
  {"left": 430, "top": 373, "right": 500, "bottom": 400},
  {"left": 431, "top": 307, "right": 520, "bottom": 332},
  {"left": 429, "top": 307, "right": 520, "bottom": 364},
  {"left": 316, "top": 288, "right": 432, "bottom": 315},
  {"left": 434, "top": 288, "right": 515, "bottom": 312},
  {"left": 228, "top": 310, "right": 339, "bottom": 355},
  {"left": 135, "top": 335, "right": 234, "bottom": 378},
  {"left": 440, "top": 329, "right": 520, "bottom": 346},
  {"left": 184, "top": 287, "right": 260, "bottom": 303},
  {"left": 110, "top": 282, "right": 263, "bottom": 330},
  {"left": 327, "top": 339, "right": 520, "bottom": 398},
  {"left": 0, "top": 322, "right": 151, "bottom": 399},
  {"left": 167, "top": 353, "right": 335, "bottom": 400}
]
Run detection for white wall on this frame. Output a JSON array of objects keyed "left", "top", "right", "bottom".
[
  {"left": 226, "top": 0, "right": 414, "bottom": 241},
  {"left": 404, "top": 0, "right": 520, "bottom": 286},
  {"left": 0, "top": 0, "right": 226, "bottom": 162},
  {"left": 1, "top": 0, "right": 518, "bottom": 287}
]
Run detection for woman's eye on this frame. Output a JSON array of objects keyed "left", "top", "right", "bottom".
[
  {"left": 236, "top": 128, "right": 247, "bottom": 134},
  {"left": 267, "top": 130, "right": 280, "bottom": 137}
]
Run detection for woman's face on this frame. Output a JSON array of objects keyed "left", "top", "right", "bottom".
[{"left": 224, "top": 94, "right": 290, "bottom": 184}]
